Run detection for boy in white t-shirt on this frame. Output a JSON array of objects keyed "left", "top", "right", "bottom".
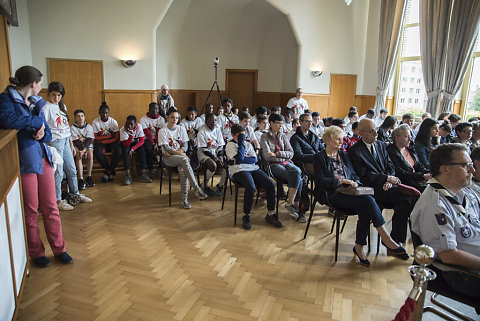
[
  {"left": 70, "top": 109, "right": 95, "bottom": 189},
  {"left": 217, "top": 98, "right": 239, "bottom": 142},
  {"left": 181, "top": 106, "right": 204, "bottom": 170},
  {"left": 139, "top": 102, "right": 165, "bottom": 177},
  {"left": 197, "top": 113, "right": 226, "bottom": 196},
  {"left": 120, "top": 115, "right": 152, "bottom": 185},
  {"left": 254, "top": 114, "right": 268, "bottom": 143},
  {"left": 158, "top": 109, "right": 207, "bottom": 208},
  {"left": 92, "top": 102, "right": 122, "bottom": 183},
  {"left": 238, "top": 111, "right": 260, "bottom": 152},
  {"left": 200, "top": 103, "right": 215, "bottom": 123},
  {"left": 310, "top": 112, "right": 324, "bottom": 137}
]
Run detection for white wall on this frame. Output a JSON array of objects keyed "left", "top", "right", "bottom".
[
  {"left": 26, "top": 0, "right": 172, "bottom": 89},
  {"left": 7, "top": 0, "right": 32, "bottom": 73},
  {"left": 156, "top": 0, "right": 298, "bottom": 92}
]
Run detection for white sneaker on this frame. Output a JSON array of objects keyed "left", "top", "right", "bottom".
[
  {"left": 78, "top": 194, "right": 92, "bottom": 203},
  {"left": 58, "top": 200, "right": 74, "bottom": 211}
]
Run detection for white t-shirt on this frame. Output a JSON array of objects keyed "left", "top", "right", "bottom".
[
  {"left": 181, "top": 117, "right": 204, "bottom": 141},
  {"left": 254, "top": 129, "right": 267, "bottom": 143},
  {"left": 197, "top": 124, "right": 225, "bottom": 154},
  {"left": 43, "top": 102, "right": 70, "bottom": 140},
  {"left": 374, "top": 115, "right": 385, "bottom": 129},
  {"left": 70, "top": 123, "right": 94, "bottom": 145},
  {"left": 120, "top": 124, "right": 145, "bottom": 145},
  {"left": 158, "top": 125, "right": 189, "bottom": 151},
  {"left": 286, "top": 97, "right": 309, "bottom": 114},
  {"left": 225, "top": 141, "right": 259, "bottom": 176},
  {"left": 139, "top": 114, "right": 165, "bottom": 141},
  {"left": 217, "top": 114, "right": 239, "bottom": 141},
  {"left": 91, "top": 116, "right": 119, "bottom": 137},
  {"left": 245, "top": 125, "right": 256, "bottom": 144},
  {"left": 310, "top": 125, "right": 324, "bottom": 137},
  {"left": 282, "top": 123, "right": 293, "bottom": 135}
]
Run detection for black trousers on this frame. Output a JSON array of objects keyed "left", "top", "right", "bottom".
[
  {"left": 94, "top": 142, "right": 121, "bottom": 174},
  {"left": 373, "top": 186, "right": 417, "bottom": 243}
]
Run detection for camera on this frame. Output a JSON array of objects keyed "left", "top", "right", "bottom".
[{"left": 213, "top": 57, "right": 219, "bottom": 66}]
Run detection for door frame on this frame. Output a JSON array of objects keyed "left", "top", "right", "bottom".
[{"left": 225, "top": 69, "right": 258, "bottom": 94}]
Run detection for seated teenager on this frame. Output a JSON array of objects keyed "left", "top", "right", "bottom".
[
  {"left": 349, "top": 121, "right": 361, "bottom": 147},
  {"left": 253, "top": 114, "right": 268, "bottom": 142},
  {"left": 387, "top": 124, "right": 431, "bottom": 192},
  {"left": 70, "top": 109, "right": 95, "bottom": 189},
  {"left": 344, "top": 110, "right": 359, "bottom": 137},
  {"left": 314, "top": 126, "right": 408, "bottom": 266},
  {"left": 290, "top": 113, "right": 324, "bottom": 175},
  {"left": 349, "top": 119, "right": 418, "bottom": 245},
  {"left": 260, "top": 113, "right": 304, "bottom": 222},
  {"left": 414, "top": 118, "right": 439, "bottom": 170},
  {"left": 411, "top": 144, "right": 480, "bottom": 299},
  {"left": 238, "top": 111, "right": 260, "bottom": 153},
  {"left": 310, "top": 111, "right": 324, "bottom": 137},
  {"left": 197, "top": 113, "right": 226, "bottom": 196},
  {"left": 92, "top": 102, "right": 121, "bottom": 183},
  {"left": 181, "top": 106, "right": 204, "bottom": 168},
  {"left": 343, "top": 106, "right": 357, "bottom": 124},
  {"left": 281, "top": 109, "right": 293, "bottom": 135},
  {"left": 359, "top": 108, "right": 374, "bottom": 121},
  {"left": 120, "top": 115, "right": 152, "bottom": 185},
  {"left": 438, "top": 120, "right": 452, "bottom": 145},
  {"left": 200, "top": 103, "right": 215, "bottom": 123},
  {"left": 376, "top": 115, "right": 397, "bottom": 145},
  {"left": 139, "top": 102, "right": 165, "bottom": 177},
  {"left": 226, "top": 124, "right": 278, "bottom": 229},
  {"left": 158, "top": 108, "right": 207, "bottom": 208},
  {"left": 374, "top": 108, "right": 388, "bottom": 129},
  {"left": 250, "top": 106, "right": 269, "bottom": 130},
  {"left": 451, "top": 122, "right": 473, "bottom": 152},
  {"left": 469, "top": 121, "right": 480, "bottom": 150},
  {"left": 217, "top": 98, "right": 238, "bottom": 142}
]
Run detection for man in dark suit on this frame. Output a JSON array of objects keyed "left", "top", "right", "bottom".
[{"left": 349, "top": 119, "right": 418, "bottom": 244}]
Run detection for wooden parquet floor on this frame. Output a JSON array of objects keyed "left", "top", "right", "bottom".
[{"left": 16, "top": 174, "right": 415, "bottom": 321}]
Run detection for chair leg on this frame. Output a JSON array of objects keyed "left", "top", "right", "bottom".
[
  {"left": 221, "top": 177, "right": 228, "bottom": 210},
  {"left": 303, "top": 199, "right": 316, "bottom": 239},
  {"left": 367, "top": 228, "right": 371, "bottom": 252},
  {"left": 335, "top": 215, "right": 341, "bottom": 262},
  {"left": 340, "top": 216, "right": 348, "bottom": 233},
  {"left": 276, "top": 182, "right": 280, "bottom": 216},
  {"left": 377, "top": 233, "right": 381, "bottom": 253},
  {"left": 168, "top": 172, "right": 172, "bottom": 207},
  {"left": 255, "top": 189, "right": 259, "bottom": 206},
  {"left": 159, "top": 167, "right": 164, "bottom": 195},
  {"left": 234, "top": 185, "right": 238, "bottom": 225},
  {"left": 329, "top": 212, "right": 336, "bottom": 234},
  {"left": 229, "top": 178, "right": 233, "bottom": 195}
]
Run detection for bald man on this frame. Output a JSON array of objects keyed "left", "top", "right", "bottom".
[
  {"left": 348, "top": 119, "right": 418, "bottom": 245},
  {"left": 157, "top": 84, "right": 175, "bottom": 115}
]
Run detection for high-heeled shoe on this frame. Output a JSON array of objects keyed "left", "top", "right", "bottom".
[
  {"left": 353, "top": 247, "right": 371, "bottom": 267},
  {"left": 381, "top": 242, "right": 410, "bottom": 261}
]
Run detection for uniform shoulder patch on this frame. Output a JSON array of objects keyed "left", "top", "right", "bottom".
[
  {"left": 435, "top": 213, "right": 447, "bottom": 225},
  {"left": 460, "top": 226, "right": 472, "bottom": 238}
]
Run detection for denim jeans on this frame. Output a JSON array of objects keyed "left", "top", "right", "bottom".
[
  {"left": 233, "top": 169, "right": 275, "bottom": 215},
  {"left": 270, "top": 163, "right": 302, "bottom": 194},
  {"left": 49, "top": 137, "right": 79, "bottom": 200}
]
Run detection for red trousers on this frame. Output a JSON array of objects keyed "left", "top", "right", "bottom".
[{"left": 21, "top": 158, "right": 66, "bottom": 259}]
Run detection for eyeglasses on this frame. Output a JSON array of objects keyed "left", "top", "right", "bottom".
[
  {"left": 445, "top": 162, "right": 474, "bottom": 169},
  {"left": 301, "top": 119, "right": 312, "bottom": 123},
  {"left": 273, "top": 121, "right": 283, "bottom": 125}
]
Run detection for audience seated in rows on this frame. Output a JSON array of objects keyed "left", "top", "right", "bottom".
[{"left": 414, "top": 118, "right": 439, "bottom": 170}]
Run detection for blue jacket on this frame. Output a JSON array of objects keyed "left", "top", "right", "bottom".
[
  {"left": 290, "top": 126, "right": 324, "bottom": 163},
  {"left": 413, "top": 141, "right": 431, "bottom": 170},
  {"left": 0, "top": 86, "right": 52, "bottom": 174}
]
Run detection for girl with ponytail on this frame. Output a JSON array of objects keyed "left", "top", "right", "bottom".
[
  {"left": 0, "top": 65, "right": 73, "bottom": 267},
  {"left": 43, "top": 81, "right": 92, "bottom": 210}
]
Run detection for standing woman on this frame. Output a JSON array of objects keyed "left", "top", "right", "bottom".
[
  {"left": 43, "top": 81, "right": 92, "bottom": 210},
  {"left": 414, "top": 118, "right": 439, "bottom": 170},
  {"left": 0, "top": 66, "right": 72, "bottom": 267}
]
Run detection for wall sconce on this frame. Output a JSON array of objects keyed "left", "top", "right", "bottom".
[
  {"left": 312, "top": 70, "right": 323, "bottom": 77},
  {"left": 121, "top": 59, "right": 136, "bottom": 68}
]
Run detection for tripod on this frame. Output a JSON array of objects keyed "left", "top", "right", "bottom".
[{"left": 202, "top": 60, "right": 223, "bottom": 114}]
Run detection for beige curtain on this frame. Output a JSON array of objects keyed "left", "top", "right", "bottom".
[
  {"left": 440, "top": 0, "right": 480, "bottom": 113},
  {"left": 419, "top": 0, "right": 453, "bottom": 118},
  {"left": 374, "top": 0, "right": 407, "bottom": 115}
]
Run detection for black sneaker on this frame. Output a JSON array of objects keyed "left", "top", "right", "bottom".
[
  {"left": 55, "top": 252, "right": 73, "bottom": 264},
  {"left": 78, "top": 178, "right": 86, "bottom": 190},
  {"left": 265, "top": 214, "right": 282, "bottom": 228},
  {"left": 32, "top": 256, "right": 51, "bottom": 268},
  {"left": 86, "top": 176, "right": 95, "bottom": 187},
  {"left": 242, "top": 215, "right": 251, "bottom": 230},
  {"left": 101, "top": 173, "right": 109, "bottom": 183},
  {"left": 297, "top": 213, "right": 307, "bottom": 223}
]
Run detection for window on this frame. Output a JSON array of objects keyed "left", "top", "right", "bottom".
[
  {"left": 463, "top": 35, "right": 480, "bottom": 119},
  {"left": 395, "top": 0, "right": 427, "bottom": 116}
]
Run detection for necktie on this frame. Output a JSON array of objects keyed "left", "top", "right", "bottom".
[{"left": 371, "top": 144, "right": 377, "bottom": 161}]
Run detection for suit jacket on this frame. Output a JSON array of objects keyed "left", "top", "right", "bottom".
[
  {"left": 386, "top": 144, "right": 429, "bottom": 187},
  {"left": 348, "top": 139, "right": 395, "bottom": 188},
  {"left": 290, "top": 126, "right": 324, "bottom": 163},
  {"left": 377, "top": 128, "right": 392, "bottom": 144},
  {"left": 413, "top": 141, "right": 431, "bottom": 169},
  {"left": 313, "top": 149, "right": 360, "bottom": 204}
]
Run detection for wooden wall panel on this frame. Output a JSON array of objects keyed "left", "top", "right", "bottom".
[
  {"left": 354, "top": 95, "right": 376, "bottom": 116},
  {"left": 329, "top": 74, "right": 357, "bottom": 118},
  {"left": 385, "top": 96, "right": 394, "bottom": 115},
  {"left": 167, "top": 89, "right": 196, "bottom": 116},
  {"left": 453, "top": 100, "right": 462, "bottom": 116},
  {"left": 0, "top": 17, "right": 12, "bottom": 90},
  {"left": 47, "top": 59, "right": 104, "bottom": 124},
  {"left": 104, "top": 90, "right": 157, "bottom": 126},
  {"left": 303, "top": 94, "right": 330, "bottom": 117}
]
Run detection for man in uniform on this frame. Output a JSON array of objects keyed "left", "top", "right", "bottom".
[{"left": 411, "top": 143, "right": 480, "bottom": 299}]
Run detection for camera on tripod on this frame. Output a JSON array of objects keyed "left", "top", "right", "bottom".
[{"left": 213, "top": 57, "right": 219, "bottom": 66}]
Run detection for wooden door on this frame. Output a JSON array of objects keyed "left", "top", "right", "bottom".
[
  {"left": 329, "top": 74, "right": 357, "bottom": 119},
  {"left": 226, "top": 69, "right": 257, "bottom": 110},
  {"left": 47, "top": 59, "right": 104, "bottom": 124},
  {"left": 0, "top": 17, "right": 12, "bottom": 90}
]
